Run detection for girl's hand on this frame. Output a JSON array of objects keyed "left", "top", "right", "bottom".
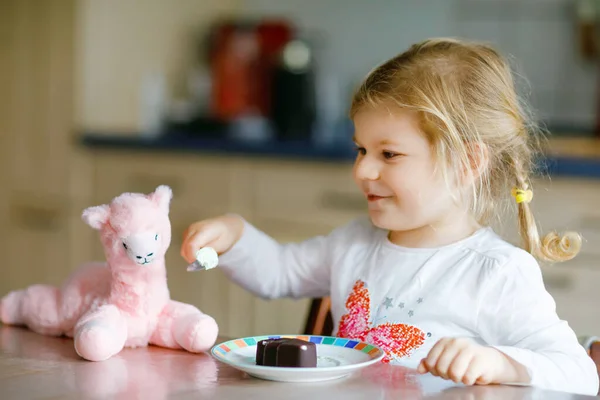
[
  {"left": 417, "top": 337, "right": 527, "bottom": 386},
  {"left": 180, "top": 214, "right": 244, "bottom": 264}
]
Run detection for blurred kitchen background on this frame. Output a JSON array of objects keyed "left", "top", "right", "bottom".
[{"left": 1, "top": 0, "right": 600, "bottom": 340}]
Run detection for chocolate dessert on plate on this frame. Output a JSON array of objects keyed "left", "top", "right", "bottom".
[{"left": 256, "top": 338, "right": 317, "bottom": 368}]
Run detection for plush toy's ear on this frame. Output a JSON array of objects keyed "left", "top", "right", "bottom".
[
  {"left": 82, "top": 204, "right": 110, "bottom": 230},
  {"left": 149, "top": 185, "right": 172, "bottom": 214}
]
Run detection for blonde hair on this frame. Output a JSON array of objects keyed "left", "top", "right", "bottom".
[{"left": 350, "top": 38, "right": 580, "bottom": 263}]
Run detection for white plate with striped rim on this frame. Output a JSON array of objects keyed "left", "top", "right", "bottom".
[{"left": 210, "top": 334, "right": 385, "bottom": 383}]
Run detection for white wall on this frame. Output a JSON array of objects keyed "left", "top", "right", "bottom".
[
  {"left": 241, "top": 0, "right": 597, "bottom": 131},
  {"left": 75, "top": 0, "right": 240, "bottom": 132},
  {"left": 74, "top": 0, "right": 598, "bottom": 133}
]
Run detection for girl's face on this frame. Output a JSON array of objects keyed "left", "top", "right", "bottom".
[{"left": 352, "top": 106, "right": 470, "bottom": 239}]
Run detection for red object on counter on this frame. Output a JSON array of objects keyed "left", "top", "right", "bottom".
[
  {"left": 210, "top": 22, "right": 259, "bottom": 120},
  {"left": 209, "top": 19, "right": 293, "bottom": 121}
]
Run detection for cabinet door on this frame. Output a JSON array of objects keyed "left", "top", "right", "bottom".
[
  {"left": 253, "top": 159, "right": 363, "bottom": 233},
  {"left": 0, "top": 191, "right": 6, "bottom": 295},
  {"left": 542, "top": 264, "right": 600, "bottom": 336},
  {"left": 0, "top": 1, "right": 8, "bottom": 298},
  {"left": 0, "top": 0, "right": 77, "bottom": 295},
  {"left": 1, "top": 0, "right": 74, "bottom": 197},
  {"left": 93, "top": 151, "right": 233, "bottom": 216},
  {"left": 2, "top": 194, "right": 71, "bottom": 295}
]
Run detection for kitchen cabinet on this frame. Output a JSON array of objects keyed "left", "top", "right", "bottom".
[
  {"left": 0, "top": 0, "right": 91, "bottom": 297},
  {"left": 5, "top": 194, "right": 71, "bottom": 288},
  {"left": 6, "top": 131, "right": 600, "bottom": 339},
  {"left": 252, "top": 159, "right": 362, "bottom": 232},
  {"left": 543, "top": 265, "right": 600, "bottom": 336},
  {"left": 0, "top": 1, "right": 9, "bottom": 304},
  {"left": 85, "top": 149, "right": 600, "bottom": 338},
  {"left": 3, "top": 0, "right": 74, "bottom": 198}
]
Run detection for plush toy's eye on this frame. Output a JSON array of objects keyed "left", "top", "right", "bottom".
[
  {"left": 155, "top": 234, "right": 158, "bottom": 241},
  {"left": 123, "top": 242, "right": 128, "bottom": 250}
]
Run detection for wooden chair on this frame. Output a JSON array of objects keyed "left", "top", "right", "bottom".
[
  {"left": 303, "top": 297, "right": 333, "bottom": 336},
  {"left": 582, "top": 337, "right": 600, "bottom": 395},
  {"left": 590, "top": 342, "right": 600, "bottom": 376}
]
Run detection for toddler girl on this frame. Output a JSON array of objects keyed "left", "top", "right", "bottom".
[{"left": 182, "top": 38, "right": 599, "bottom": 395}]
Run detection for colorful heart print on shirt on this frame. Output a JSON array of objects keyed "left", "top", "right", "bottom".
[{"left": 337, "top": 280, "right": 426, "bottom": 363}]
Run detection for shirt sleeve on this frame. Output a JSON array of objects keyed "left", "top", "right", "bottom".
[
  {"left": 216, "top": 216, "right": 366, "bottom": 300},
  {"left": 477, "top": 251, "right": 599, "bottom": 396}
]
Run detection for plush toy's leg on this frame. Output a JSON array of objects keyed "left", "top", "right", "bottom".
[
  {"left": 74, "top": 304, "right": 127, "bottom": 362},
  {"left": 0, "top": 285, "right": 63, "bottom": 336},
  {"left": 150, "top": 300, "right": 218, "bottom": 353},
  {"left": 0, "top": 290, "right": 25, "bottom": 325}
]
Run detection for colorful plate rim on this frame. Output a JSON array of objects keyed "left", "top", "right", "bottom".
[{"left": 210, "top": 334, "right": 385, "bottom": 372}]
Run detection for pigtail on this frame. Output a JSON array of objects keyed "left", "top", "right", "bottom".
[{"left": 514, "top": 174, "right": 582, "bottom": 263}]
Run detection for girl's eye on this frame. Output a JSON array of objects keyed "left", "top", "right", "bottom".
[
  {"left": 155, "top": 234, "right": 158, "bottom": 241},
  {"left": 354, "top": 146, "right": 366, "bottom": 155},
  {"left": 123, "top": 242, "right": 128, "bottom": 250},
  {"left": 383, "top": 151, "right": 400, "bottom": 160}
]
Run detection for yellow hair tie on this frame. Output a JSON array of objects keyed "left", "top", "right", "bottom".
[{"left": 511, "top": 187, "right": 533, "bottom": 204}]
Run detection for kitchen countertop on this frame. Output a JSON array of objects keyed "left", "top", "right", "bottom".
[
  {"left": 80, "top": 132, "right": 600, "bottom": 179},
  {"left": 1, "top": 325, "right": 598, "bottom": 399},
  {"left": 80, "top": 131, "right": 359, "bottom": 163}
]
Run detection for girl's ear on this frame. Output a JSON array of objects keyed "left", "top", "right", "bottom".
[
  {"left": 149, "top": 185, "right": 172, "bottom": 214},
  {"left": 82, "top": 205, "right": 110, "bottom": 230},
  {"left": 463, "top": 142, "right": 489, "bottom": 184}
]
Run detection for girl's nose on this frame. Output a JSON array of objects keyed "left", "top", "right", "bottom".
[{"left": 354, "top": 157, "right": 380, "bottom": 181}]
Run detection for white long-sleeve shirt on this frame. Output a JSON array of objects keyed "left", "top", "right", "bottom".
[{"left": 217, "top": 216, "right": 599, "bottom": 395}]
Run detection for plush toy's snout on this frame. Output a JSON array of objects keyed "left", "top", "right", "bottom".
[{"left": 122, "top": 232, "right": 161, "bottom": 266}]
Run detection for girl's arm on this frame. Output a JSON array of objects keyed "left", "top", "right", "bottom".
[
  {"left": 479, "top": 252, "right": 599, "bottom": 395},
  {"left": 217, "top": 217, "right": 365, "bottom": 300}
]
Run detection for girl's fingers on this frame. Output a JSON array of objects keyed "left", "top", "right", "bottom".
[
  {"left": 448, "top": 349, "right": 474, "bottom": 383},
  {"left": 422, "top": 339, "right": 449, "bottom": 377},
  {"left": 417, "top": 359, "right": 428, "bottom": 374},
  {"left": 182, "top": 227, "right": 220, "bottom": 263},
  {"left": 432, "top": 343, "right": 461, "bottom": 380}
]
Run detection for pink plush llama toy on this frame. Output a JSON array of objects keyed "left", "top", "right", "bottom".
[{"left": 0, "top": 185, "right": 219, "bottom": 361}]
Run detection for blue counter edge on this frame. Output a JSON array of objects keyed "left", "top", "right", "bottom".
[{"left": 80, "top": 134, "right": 600, "bottom": 179}]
